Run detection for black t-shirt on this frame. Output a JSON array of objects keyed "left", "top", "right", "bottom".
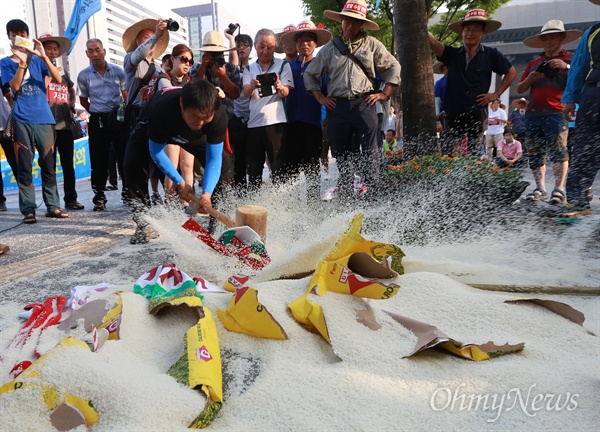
[{"left": 146, "top": 86, "right": 227, "bottom": 146}]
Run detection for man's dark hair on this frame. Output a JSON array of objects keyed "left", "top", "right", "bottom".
[
  {"left": 162, "top": 54, "right": 172, "bottom": 63},
  {"left": 235, "top": 33, "right": 253, "bottom": 47},
  {"left": 386, "top": 129, "right": 396, "bottom": 136},
  {"left": 295, "top": 32, "right": 317, "bottom": 42},
  {"left": 504, "top": 127, "right": 514, "bottom": 136},
  {"left": 6, "top": 19, "right": 28, "bottom": 37},
  {"left": 181, "top": 79, "right": 220, "bottom": 113}
]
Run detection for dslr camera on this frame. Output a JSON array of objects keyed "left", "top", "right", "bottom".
[
  {"left": 225, "top": 23, "right": 240, "bottom": 36},
  {"left": 212, "top": 52, "right": 226, "bottom": 68},
  {"left": 163, "top": 18, "right": 179, "bottom": 32}
]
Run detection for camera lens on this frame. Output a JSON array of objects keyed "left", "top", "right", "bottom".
[{"left": 165, "top": 18, "right": 179, "bottom": 32}]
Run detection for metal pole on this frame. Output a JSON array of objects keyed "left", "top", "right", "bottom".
[{"left": 211, "top": 0, "right": 216, "bottom": 30}]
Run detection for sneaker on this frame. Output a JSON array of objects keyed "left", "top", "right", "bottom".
[
  {"left": 65, "top": 200, "right": 85, "bottom": 210},
  {"left": 105, "top": 184, "right": 118, "bottom": 191},
  {"left": 93, "top": 201, "right": 106, "bottom": 212},
  {"left": 549, "top": 188, "right": 566, "bottom": 206},
  {"left": 525, "top": 188, "right": 549, "bottom": 201},
  {"left": 0, "top": 202, "right": 6, "bottom": 212},
  {"left": 130, "top": 226, "right": 149, "bottom": 244}
]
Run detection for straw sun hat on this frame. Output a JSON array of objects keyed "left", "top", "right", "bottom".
[
  {"left": 198, "top": 31, "right": 236, "bottom": 52},
  {"left": 37, "top": 33, "right": 72, "bottom": 56},
  {"left": 323, "top": 0, "right": 380, "bottom": 31},
  {"left": 122, "top": 18, "right": 169, "bottom": 59},
  {"left": 511, "top": 97, "right": 528, "bottom": 108},
  {"left": 447, "top": 9, "right": 502, "bottom": 35},
  {"left": 275, "top": 24, "right": 297, "bottom": 54},
  {"left": 279, "top": 20, "right": 332, "bottom": 49},
  {"left": 523, "top": 20, "right": 583, "bottom": 48}
]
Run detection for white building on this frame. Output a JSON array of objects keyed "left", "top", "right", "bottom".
[{"left": 2, "top": 0, "right": 189, "bottom": 80}]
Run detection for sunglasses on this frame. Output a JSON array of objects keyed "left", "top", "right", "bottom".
[{"left": 175, "top": 55, "right": 194, "bottom": 65}]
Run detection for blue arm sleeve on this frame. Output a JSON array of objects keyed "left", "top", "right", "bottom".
[
  {"left": 149, "top": 139, "right": 184, "bottom": 186},
  {"left": 563, "top": 27, "right": 591, "bottom": 104},
  {"left": 203, "top": 142, "right": 224, "bottom": 195}
]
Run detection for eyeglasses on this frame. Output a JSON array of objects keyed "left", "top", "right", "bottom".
[
  {"left": 175, "top": 55, "right": 194, "bottom": 65},
  {"left": 236, "top": 43, "right": 251, "bottom": 49}
]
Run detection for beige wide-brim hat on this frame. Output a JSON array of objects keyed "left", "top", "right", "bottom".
[
  {"left": 432, "top": 61, "right": 445, "bottom": 74},
  {"left": 198, "top": 30, "right": 236, "bottom": 52},
  {"left": 448, "top": 9, "right": 502, "bottom": 35},
  {"left": 275, "top": 24, "right": 297, "bottom": 54},
  {"left": 324, "top": 0, "right": 380, "bottom": 31},
  {"left": 38, "top": 33, "right": 72, "bottom": 57},
  {"left": 280, "top": 20, "right": 332, "bottom": 49},
  {"left": 122, "top": 18, "right": 169, "bottom": 60},
  {"left": 523, "top": 20, "right": 583, "bottom": 48},
  {"left": 511, "top": 97, "right": 528, "bottom": 108}
]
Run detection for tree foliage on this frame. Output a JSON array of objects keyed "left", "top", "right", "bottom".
[{"left": 300, "top": 0, "right": 511, "bottom": 52}]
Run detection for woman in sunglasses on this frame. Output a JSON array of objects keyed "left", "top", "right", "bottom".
[{"left": 156, "top": 44, "right": 196, "bottom": 212}]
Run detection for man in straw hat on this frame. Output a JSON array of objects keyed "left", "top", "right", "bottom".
[
  {"left": 428, "top": 9, "right": 516, "bottom": 157},
  {"left": 122, "top": 18, "right": 169, "bottom": 111},
  {"left": 0, "top": 19, "right": 68, "bottom": 223},
  {"left": 280, "top": 20, "right": 331, "bottom": 199},
  {"left": 304, "top": 0, "right": 400, "bottom": 199},
  {"left": 517, "top": 20, "right": 582, "bottom": 205},
  {"left": 560, "top": 0, "right": 600, "bottom": 216},
  {"left": 276, "top": 24, "right": 299, "bottom": 63},
  {"left": 39, "top": 33, "right": 84, "bottom": 211}
]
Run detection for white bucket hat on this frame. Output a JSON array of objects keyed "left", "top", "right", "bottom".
[
  {"left": 523, "top": 20, "right": 583, "bottom": 48},
  {"left": 198, "top": 31, "right": 236, "bottom": 52}
]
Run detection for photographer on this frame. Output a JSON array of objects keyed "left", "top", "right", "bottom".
[
  {"left": 242, "top": 28, "right": 293, "bottom": 190},
  {"left": 517, "top": 20, "right": 582, "bottom": 205}
]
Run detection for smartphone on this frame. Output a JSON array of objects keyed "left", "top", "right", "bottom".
[
  {"left": 257, "top": 72, "right": 277, "bottom": 97},
  {"left": 14, "top": 35, "right": 34, "bottom": 50}
]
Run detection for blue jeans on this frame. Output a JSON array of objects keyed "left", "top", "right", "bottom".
[{"left": 13, "top": 121, "right": 61, "bottom": 214}]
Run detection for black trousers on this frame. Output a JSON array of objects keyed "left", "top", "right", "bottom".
[
  {"left": 0, "top": 135, "right": 18, "bottom": 204},
  {"left": 54, "top": 129, "right": 78, "bottom": 203},
  {"left": 228, "top": 116, "right": 248, "bottom": 189},
  {"left": 284, "top": 121, "right": 322, "bottom": 199},
  {"left": 246, "top": 123, "right": 285, "bottom": 190},
  {"left": 88, "top": 112, "right": 128, "bottom": 203},
  {"left": 327, "top": 97, "right": 378, "bottom": 197},
  {"left": 444, "top": 109, "right": 486, "bottom": 157}
]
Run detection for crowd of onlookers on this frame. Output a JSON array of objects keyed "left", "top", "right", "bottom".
[{"left": 1, "top": 0, "right": 599, "bottom": 251}]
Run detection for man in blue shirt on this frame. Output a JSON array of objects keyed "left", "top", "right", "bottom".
[
  {"left": 280, "top": 20, "right": 331, "bottom": 200},
  {"left": 0, "top": 19, "right": 67, "bottom": 223},
  {"left": 78, "top": 38, "right": 128, "bottom": 212},
  {"left": 561, "top": 0, "right": 600, "bottom": 215},
  {"left": 428, "top": 10, "right": 516, "bottom": 156}
]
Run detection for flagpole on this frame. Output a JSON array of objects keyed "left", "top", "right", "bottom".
[{"left": 211, "top": 0, "right": 216, "bottom": 30}]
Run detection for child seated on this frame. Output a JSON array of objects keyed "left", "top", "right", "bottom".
[{"left": 383, "top": 129, "right": 403, "bottom": 164}]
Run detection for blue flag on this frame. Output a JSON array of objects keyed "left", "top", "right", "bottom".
[{"left": 64, "top": 0, "right": 102, "bottom": 55}]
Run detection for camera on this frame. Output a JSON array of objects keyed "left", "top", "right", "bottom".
[
  {"left": 212, "top": 52, "right": 226, "bottom": 67},
  {"left": 257, "top": 72, "right": 277, "bottom": 97},
  {"left": 536, "top": 61, "right": 557, "bottom": 79},
  {"left": 225, "top": 23, "right": 240, "bottom": 36},
  {"left": 164, "top": 18, "right": 179, "bottom": 32}
]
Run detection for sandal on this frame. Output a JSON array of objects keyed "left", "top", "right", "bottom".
[
  {"left": 23, "top": 213, "right": 37, "bottom": 224},
  {"left": 549, "top": 188, "right": 566, "bottom": 206},
  {"left": 45, "top": 209, "right": 69, "bottom": 219},
  {"left": 525, "top": 188, "right": 549, "bottom": 201}
]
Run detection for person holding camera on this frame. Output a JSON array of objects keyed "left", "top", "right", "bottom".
[
  {"left": 122, "top": 18, "right": 170, "bottom": 116},
  {"left": 517, "top": 20, "right": 582, "bottom": 205},
  {"left": 1, "top": 19, "right": 68, "bottom": 223},
  {"left": 229, "top": 33, "right": 253, "bottom": 191},
  {"left": 243, "top": 28, "right": 294, "bottom": 190}
]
